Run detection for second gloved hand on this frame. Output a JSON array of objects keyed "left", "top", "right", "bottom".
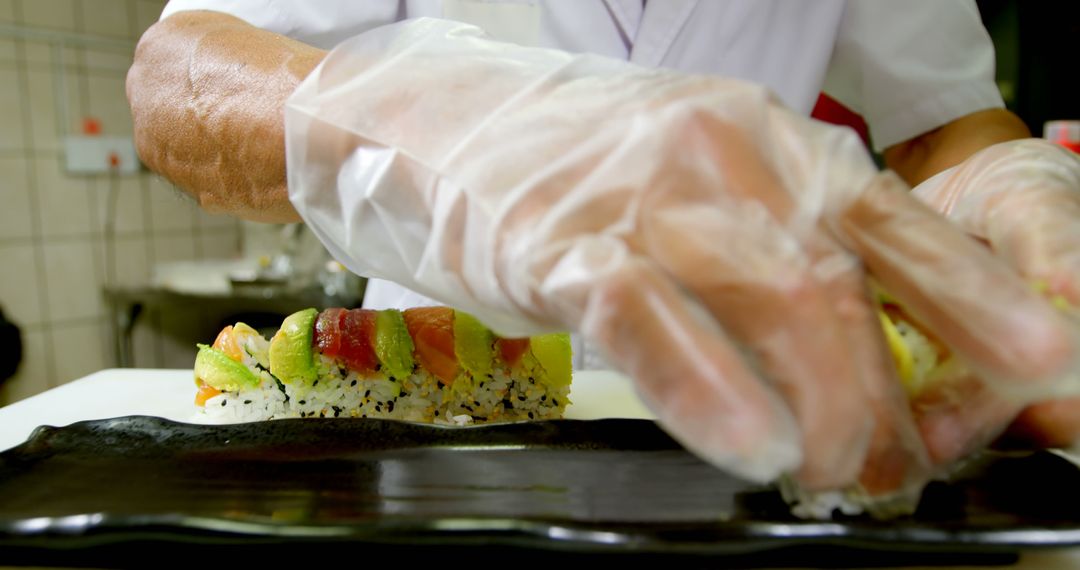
[
  {"left": 912, "top": 139, "right": 1080, "bottom": 460},
  {"left": 285, "top": 19, "right": 1079, "bottom": 501}
]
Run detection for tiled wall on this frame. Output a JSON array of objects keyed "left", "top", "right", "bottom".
[{"left": 0, "top": 0, "right": 244, "bottom": 404}]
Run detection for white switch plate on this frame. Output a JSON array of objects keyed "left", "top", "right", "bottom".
[{"left": 63, "top": 136, "right": 140, "bottom": 175}]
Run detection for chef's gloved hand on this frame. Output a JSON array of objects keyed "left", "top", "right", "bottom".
[
  {"left": 911, "top": 139, "right": 1080, "bottom": 460},
  {"left": 285, "top": 19, "right": 1079, "bottom": 500}
]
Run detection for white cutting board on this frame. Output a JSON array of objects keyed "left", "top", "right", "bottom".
[{"left": 0, "top": 368, "right": 654, "bottom": 452}]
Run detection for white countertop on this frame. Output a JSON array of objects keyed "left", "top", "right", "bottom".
[{"left": 0, "top": 369, "right": 1077, "bottom": 569}]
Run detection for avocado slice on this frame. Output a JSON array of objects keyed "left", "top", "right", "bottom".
[
  {"left": 374, "top": 309, "right": 415, "bottom": 381},
  {"left": 453, "top": 310, "right": 494, "bottom": 378},
  {"left": 529, "top": 333, "right": 573, "bottom": 388},
  {"left": 269, "top": 308, "right": 318, "bottom": 385},
  {"left": 194, "top": 344, "right": 260, "bottom": 391}
]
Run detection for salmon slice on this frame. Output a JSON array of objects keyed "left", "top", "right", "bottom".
[{"left": 403, "top": 307, "right": 460, "bottom": 385}]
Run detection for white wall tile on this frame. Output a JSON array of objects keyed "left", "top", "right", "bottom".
[
  {"left": 12, "top": 53, "right": 83, "bottom": 145},
  {"left": 85, "top": 73, "right": 133, "bottom": 136},
  {"left": 0, "top": 38, "right": 16, "bottom": 63},
  {"left": 103, "top": 235, "right": 151, "bottom": 286},
  {"left": 196, "top": 228, "right": 242, "bottom": 260},
  {"left": 0, "top": 243, "right": 44, "bottom": 327},
  {"left": 147, "top": 177, "right": 197, "bottom": 232},
  {"left": 0, "top": 157, "right": 34, "bottom": 240},
  {"left": 0, "top": 329, "right": 52, "bottom": 405},
  {"left": 51, "top": 319, "right": 108, "bottom": 384},
  {"left": 194, "top": 208, "right": 241, "bottom": 231},
  {"left": 133, "top": 0, "right": 163, "bottom": 37},
  {"left": 80, "top": 0, "right": 130, "bottom": 38},
  {"left": 25, "top": 68, "right": 59, "bottom": 151},
  {"left": 84, "top": 48, "right": 132, "bottom": 73},
  {"left": 98, "top": 175, "right": 146, "bottom": 234},
  {"left": 35, "top": 157, "right": 96, "bottom": 237},
  {"left": 0, "top": 68, "right": 26, "bottom": 151},
  {"left": 0, "top": 0, "right": 14, "bottom": 23},
  {"left": 19, "top": 0, "right": 77, "bottom": 31},
  {"left": 151, "top": 232, "right": 196, "bottom": 264},
  {"left": 42, "top": 239, "right": 104, "bottom": 321},
  {"left": 20, "top": 40, "right": 50, "bottom": 67}
]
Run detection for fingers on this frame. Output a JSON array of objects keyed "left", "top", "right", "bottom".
[
  {"left": 628, "top": 114, "right": 928, "bottom": 494},
  {"left": 641, "top": 203, "right": 874, "bottom": 490},
  {"left": 910, "top": 372, "right": 1023, "bottom": 466},
  {"left": 839, "top": 171, "right": 1079, "bottom": 399},
  {"left": 579, "top": 258, "right": 803, "bottom": 483},
  {"left": 1003, "top": 398, "right": 1080, "bottom": 449},
  {"left": 821, "top": 270, "right": 933, "bottom": 497},
  {"left": 980, "top": 187, "right": 1080, "bottom": 300}
]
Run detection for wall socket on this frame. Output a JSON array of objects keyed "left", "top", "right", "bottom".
[{"left": 63, "top": 135, "right": 140, "bottom": 175}]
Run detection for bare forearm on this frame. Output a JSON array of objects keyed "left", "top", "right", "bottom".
[
  {"left": 127, "top": 10, "right": 325, "bottom": 223},
  {"left": 884, "top": 108, "right": 1032, "bottom": 187}
]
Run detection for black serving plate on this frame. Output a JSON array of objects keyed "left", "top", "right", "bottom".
[{"left": 1, "top": 416, "right": 1078, "bottom": 568}]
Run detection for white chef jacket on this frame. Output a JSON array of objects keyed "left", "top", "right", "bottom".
[{"left": 160, "top": 0, "right": 1005, "bottom": 366}]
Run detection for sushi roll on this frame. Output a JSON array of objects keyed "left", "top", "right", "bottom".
[{"left": 193, "top": 307, "right": 573, "bottom": 425}]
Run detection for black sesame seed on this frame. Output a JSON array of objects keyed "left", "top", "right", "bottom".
[
  {"left": 528, "top": 377, "right": 535, "bottom": 382},
  {"left": 552, "top": 398, "right": 559, "bottom": 406},
  {"left": 350, "top": 380, "right": 357, "bottom": 387},
  {"left": 540, "top": 395, "right": 547, "bottom": 402},
  {"left": 435, "top": 410, "right": 440, "bottom": 417},
  {"left": 220, "top": 400, "right": 226, "bottom": 407},
  {"left": 463, "top": 404, "right": 473, "bottom": 412},
  {"left": 299, "top": 400, "right": 307, "bottom": 405},
  {"left": 387, "top": 401, "right": 395, "bottom": 413},
  {"left": 375, "top": 363, "right": 381, "bottom": 371},
  {"left": 517, "top": 395, "right": 526, "bottom": 402},
  {"left": 389, "top": 376, "right": 397, "bottom": 382},
  {"left": 528, "top": 412, "right": 534, "bottom": 419},
  {"left": 486, "top": 373, "right": 493, "bottom": 379},
  {"left": 313, "top": 380, "right": 319, "bottom": 386},
  {"left": 244, "top": 400, "right": 252, "bottom": 405},
  {"left": 364, "top": 390, "right": 370, "bottom": 398},
  {"left": 502, "top": 399, "right": 514, "bottom": 409},
  {"left": 375, "top": 405, "right": 382, "bottom": 412}
]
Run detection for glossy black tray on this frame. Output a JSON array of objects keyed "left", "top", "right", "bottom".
[{"left": 1, "top": 416, "right": 1078, "bottom": 567}]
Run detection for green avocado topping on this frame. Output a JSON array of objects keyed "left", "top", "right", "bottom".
[
  {"left": 375, "top": 309, "right": 415, "bottom": 382},
  {"left": 453, "top": 310, "right": 494, "bottom": 379},
  {"left": 194, "top": 344, "right": 260, "bottom": 391},
  {"left": 269, "top": 308, "right": 318, "bottom": 385},
  {"left": 530, "top": 333, "right": 573, "bottom": 388}
]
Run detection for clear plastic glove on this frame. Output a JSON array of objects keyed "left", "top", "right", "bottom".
[
  {"left": 284, "top": 19, "right": 1079, "bottom": 499},
  {"left": 912, "top": 139, "right": 1080, "bottom": 460}
]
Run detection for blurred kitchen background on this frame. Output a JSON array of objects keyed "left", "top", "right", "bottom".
[
  {"left": 0, "top": 0, "right": 1075, "bottom": 405},
  {"left": 0, "top": 0, "right": 363, "bottom": 405}
]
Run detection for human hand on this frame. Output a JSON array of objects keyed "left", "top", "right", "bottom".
[
  {"left": 128, "top": 10, "right": 324, "bottom": 223},
  {"left": 285, "top": 19, "right": 1079, "bottom": 505},
  {"left": 911, "top": 139, "right": 1080, "bottom": 459}
]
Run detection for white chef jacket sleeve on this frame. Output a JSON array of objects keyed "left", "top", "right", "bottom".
[
  {"left": 822, "top": 0, "right": 1005, "bottom": 152},
  {"left": 159, "top": 0, "right": 402, "bottom": 49}
]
